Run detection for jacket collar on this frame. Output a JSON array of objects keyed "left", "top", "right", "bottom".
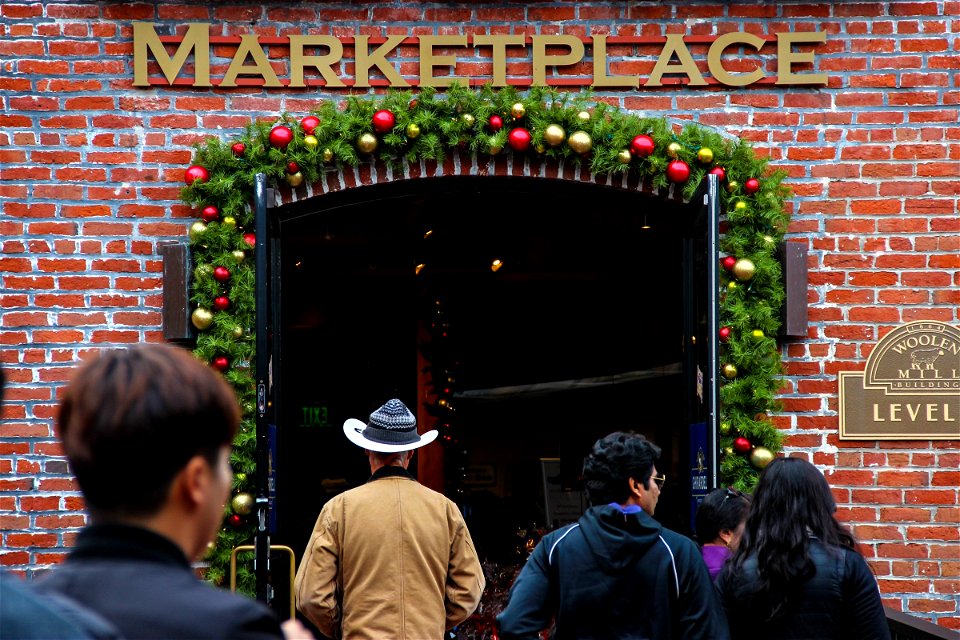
[
  {"left": 368, "top": 465, "right": 415, "bottom": 483},
  {"left": 69, "top": 523, "right": 191, "bottom": 569}
]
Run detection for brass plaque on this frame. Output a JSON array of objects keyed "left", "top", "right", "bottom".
[{"left": 839, "top": 321, "right": 960, "bottom": 440}]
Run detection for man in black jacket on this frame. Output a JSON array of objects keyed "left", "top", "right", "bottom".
[
  {"left": 36, "top": 344, "right": 291, "bottom": 640},
  {"left": 497, "top": 431, "right": 729, "bottom": 640}
]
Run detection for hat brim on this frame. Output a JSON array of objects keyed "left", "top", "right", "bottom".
[{"left": 343, "top": 418, "right": 439, "bottom": 453}]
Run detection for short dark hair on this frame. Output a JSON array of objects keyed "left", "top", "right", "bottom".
[
  {"left": 582, "top": 432, "right": 661, "bottom": 505},
  {"left": 695, "top": 487, "right": 751, "bottom": 544},
  {"left": 57, "top": 344, "right": 240, "bottom": 519}
]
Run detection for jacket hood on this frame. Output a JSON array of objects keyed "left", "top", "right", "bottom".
[{"left": 578, "top": 504, "right": 664, "bottom": 572}]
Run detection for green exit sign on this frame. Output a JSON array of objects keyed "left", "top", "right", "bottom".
[{"left": 300, "top": 405, "right": 330, "bottom": 428}]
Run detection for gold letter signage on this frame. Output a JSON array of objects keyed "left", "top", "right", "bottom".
[
  {"left": 839, "top": 321, "right": 960, "bottom": 440},
  {"left": 132, "top": 24, "right": 829, "bottom": 89}
]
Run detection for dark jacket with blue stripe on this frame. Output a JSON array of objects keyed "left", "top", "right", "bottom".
[{"left": 497, "top": 505, "right": 730, "bottom": 640}]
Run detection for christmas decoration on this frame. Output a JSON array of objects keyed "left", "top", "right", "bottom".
[
  {"left": 286, "top": 161, "right": 300, "bottom": 174},
  {"left": 189, "top": 221, "right": 207, "bottom": 241},
  {"left": 231, "top": 492, "right": 254, "bottom": 516},
  {"left": 372, "top": 109, "right": 396, "bottom": 133},
  {"left": 544, "top": 124, "right": 566, "bottom": 147},
  {"left": 508, "top": 128, "right": 532, "bottom": 152},
  {"left": 722, "top": 363, "right": 739, "bottom": 379},
  {"left": 213, "top": 296, "right": 230, "bottom": 311},
  {"left": 630, "top": 134, "right": 655, "bottom": 157},
  {"left": 719, "top": 422, "right": 732, "bottom": 436},
  {"left": 488, "top": 114, "right": 503, "bottom": 132},
  {"left": 488, "top": 144, "right": 502, "bottom": 155},
  {"left": 301, "top": 115, "right": 320, "bottom": 135},
  {"left": 242, "top": 233, "right": 255, "bottom": 248},
  {"left": 200, "top": 206, "right": 219, "bottom": 223},
  {"left": 577, "top": 110, "right": 591, "bottom": 122},
  {"left": 213, "top": 266, "right": 231, "bottom": 283},
  {"left": 286, "top": 171, "right": 304, "bottom": 187},
  {"left": 734, "top": 201, "right": 747, "bottom": 211},
  {"left": 733, "top": 258, "right": 756, "bottom": 281},
  {"left": 322, "top": 148, "right": 334, "bottom": 163},
  {"left": 510, "top": 102, "right": 525, "bottom": 118},
  {"left": 726, "top": 180, "right": 739, "bottom": 193},
  {"left": 232, "top": 326, "right": 244, "bottom": 339},
  {"left": 268, "top": 125, "right": 293, "bottom": 149},
  {"left": 719, "top": 326, "right": 731, "bottom": 342},
  {"left": 727, "top": 281, "right": 739, "bottom": 290},
  {"left": 303, "top": 135, "right": 318, "bottom": 150},
  {"left": 231, "top": 142, "right": 246, "bottom": 157},
  {"left": 666, "top": 142, "right": 682, "bottom": 158},
  {"left": 184, "top": 165, "right": 209, "bottom": 185},
  {"left": 733, "top": 436, "right": 752, "bottom": 454},
  {"left": 723, "top": 446, "right": 735, "bottom": 457},
  {"left": 744, "top": 178, "right": 761, "bottom": 194},
  {"left": 567, "top": 130, "right": 592, "bottom": 154},
  {"left": 406, "top": 123, "right": 421, "bottom": 139},
  {"left": 461, "top": 113, "right": 475, "bottom": 127},
  {"left": 721, "top": 255, "right": 737, "bottom": 271},
  {"left": 750, "top": 446, "right": 774, "bottom": 469},
  {"left": 666, "top": 159, "right": 690, "bottom": 183},
  {"left": 212, "top": 356, "right": 230, "bottom": 372},
  {"left": 357, "top": 133, "right": 378, "bottom": 154},
  {"left": 191, "top": 307, "right": 213, "bottom": 330},
  {"left": 751, "top": 329, "right": 765, "bottom": 341},
  {"left": 697, "top": 147, "right": 714, "bottom": 164},
  {"left": 232, "top": 250, "right": 245, "bottom": 263},
  {"left": 709, "top": 166, "right": 726, "bottom": 182},
  {"left": 221, "top": 216, "right": 236, "bottom": 230},
  {"left": 228, "top": 514, "right": 242, "bottom": 527},
  {"left": 617, "top": 149, "right": 632, "bottom": 164}
]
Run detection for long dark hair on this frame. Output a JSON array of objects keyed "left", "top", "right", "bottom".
[{"left": 728, "top": 457, "right": 858, "bottom": 620}]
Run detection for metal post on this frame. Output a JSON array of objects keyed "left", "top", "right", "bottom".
[
  {"left": 253, "top": 173, "right": 270, "bottom": 603},
  {"left": 706, "top": 173, "right": 721, "bottom": 488}
]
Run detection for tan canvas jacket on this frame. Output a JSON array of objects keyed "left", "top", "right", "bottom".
[{"left": 295, "top": 467, "right": 485, "bottom": 640}]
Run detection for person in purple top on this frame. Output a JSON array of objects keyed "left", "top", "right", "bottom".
[{"left": 695, "top": 487, "right": 751, "bottom": 580}]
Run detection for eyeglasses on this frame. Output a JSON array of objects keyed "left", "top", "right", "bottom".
[{"left": 651, "top": 474, "right": 667, "bottom": 490}]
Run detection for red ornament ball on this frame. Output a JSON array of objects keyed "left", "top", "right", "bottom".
[
  {"left": 242, "top": 233, "right": 256, "bottom": 248},
  {"left": 745, "top": 178, "right": 761, "bottom": 194},
  {"left": 301, "top": 115, "right": 320, "bottom": 135},
  {"left": 286, "top": 161, "right": 300, "bottom": 174},
  {"left": 268, "top": 125, "right": 293, "bottom": 149},
  {"left": 213, "top": 296, "right": 230, "bottom": 311},
  {"left": 629, "top": 134, "right": 655, "bottom": 157},
  {"left": 184, "top": 165, "right": 209, "bottom": 185},
  {"left": 231, "top": 142, "right": 246, "bottom": 157},
  {"left": 200, "top": 205, "right": 219, "bottom": 223},
  {"left": 721, "top": 255, "right": 737, "bottom": 271},
  {"left": 719, "top": 326, "right": 731, "bottom": 342},
  {"left": 709, "top": 166, "right": 726, "bottom": 182},
  {"left": 666, "top": 159, "right": 690, "bottom": 183},
  {"left": 733, "top": 436, "right": 752, "bottom": 454},
  {"left": 212, "top": 356, "right": 230, "bottom": 372},
  {"left": 488, "top": 114, "right": 504, "bottom": 132},
  {"left": 213, "top": 266, "right": 231, "bottom": 283},
  {"left": 507, "top": 128, "right": 532, "bottom": 152},
  {"left": 372, "top": 109, "right": 396, "bottom": 134},
  {"left": 227, "top": 513, "right": 242, "bottom": 526}
]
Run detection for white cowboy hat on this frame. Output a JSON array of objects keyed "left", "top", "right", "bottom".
[{"left": 343, "top": 398, "right": 438, "bottom": 453}]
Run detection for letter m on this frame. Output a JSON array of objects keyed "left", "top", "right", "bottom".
[{"left": 133, "top": 22, "right": 211, "bottom": 87}]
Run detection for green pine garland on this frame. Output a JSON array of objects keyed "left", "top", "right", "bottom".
[{"left": 181, "top": 85, "right": 789, "bottom": 591}]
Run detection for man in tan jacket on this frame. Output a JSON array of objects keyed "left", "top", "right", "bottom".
[{"left": 295, "top": 399, "right": 485, "bottom": 639}]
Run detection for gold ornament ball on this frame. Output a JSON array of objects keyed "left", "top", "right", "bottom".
[
  {"left": 232, "top": 249, "right": 246, "bottom": 263},
  {"left": 303, "top": 134, "right": 319, "bottom": 150},
  {"left": 221, "top": 216, "right": 236, "bottom": 230},
  {"left": 235, "top": 472, "right": 247, "bottom": 483},
  {"left": 750, "top": 446, "right": 775, "bottom": 469},
  {"left": 734, "top": 201, "right": 747, "bottom": 211},
  {"left": 719, "top": 421, "right": 732, "bottom": 436},
  {"left": 727, "top": 180, "right": 739, "bottom": 193},
  {"left": 510, "top": 102, "right": 526, "bottom": 118},
  {"left": 489, "top": 145, "right": 502, "bottom": 156},
  {"left": 567, "top": 130, "right": 593, "bottom": 154},
  {"left": 231, "top": 492, "right": 254, "bottom": 516},
  {"left": 751, "top": 329, "right": 765, "bottom": 341},
  {"left": 763, "top": 234, "right": 776, "bottom": 246},
  {"left": 617, "top": 149, "right": 632, "bottom": 164},
  {"left": 322, "top": 148, "right": 334, "bottom": 162},
  {"left": 286, "top": 171, "right": 304, "bottom": 187},
  {"left": 191, "top": 307, "right": 213, "bottom": 330},
  {"left": 196, "top": 263, "right": 213, "bottom": 277},
  {"left": 544, "top": 124, "right": 566, "bottom": 147},
  {"left": 722, "top": 363, "right": 739, "bottom": 379},
  {"left": 189, "top": 221, "right": 207, "bottom": 241},
  {"left": 357, "top": 133, "right": 378, "bottom": 154},
  {"left": 577, "top": 110, "right": 591, "bottom": 122},
  {"left": 697, "top": 147, "right": 714, "bottom": 164},
  {"left": 727, "top": 280, "right": 738, "bottom": 290},
  {"left": 461, "top": 113, "right": 475, "bottom": 127},
  {"left": 232, "top": 325, "right": 244, "bottom": 339},
  {"left": 723, "top": 446, "right": 735, "bottom": 457},
  {"left": 406, "top": 123, "right": 421, "bottom": 139},
  {"left": 667, "top": 142, "right": 682, "bottom": 158},
  {"left": 733, "top": 258, "right": 756, "bottom": 281},
  {"left": 534, "top": 143, "right": 545, "bottom": 154}
]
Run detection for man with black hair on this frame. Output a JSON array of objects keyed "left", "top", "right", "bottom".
[{"left": 497, "top": 431, "right": 729, "bottom": 640}]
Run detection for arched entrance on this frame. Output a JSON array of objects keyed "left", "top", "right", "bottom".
[{"left": 267, "top": 173, "right": 719, "bottom": 587}]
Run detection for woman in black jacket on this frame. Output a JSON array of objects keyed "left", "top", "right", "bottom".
[{"left": 716, "top": 457, "right": 890, "bottom": 640}]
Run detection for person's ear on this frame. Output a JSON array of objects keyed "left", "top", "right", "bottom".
[
  {"left": 628, "top": 476, "right": 643, "bottom": 498},
  {"left": 718, "top": 528, "right": 734, "bottom": 547},
  {"left": 178, "top": 455, "right": 211, "bottom": 508}
]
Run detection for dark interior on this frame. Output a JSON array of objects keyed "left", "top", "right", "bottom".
[{"left": 271, "top": 176, "right": 699, "bottom": 574}]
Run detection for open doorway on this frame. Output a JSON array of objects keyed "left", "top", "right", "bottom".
[{"left": 271, "top": 175, "right": 704, "bottom": 573}]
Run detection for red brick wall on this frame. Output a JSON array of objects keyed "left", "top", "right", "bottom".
[{"left": 1, "top": 0, "right": 957, "bottom": 629}]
